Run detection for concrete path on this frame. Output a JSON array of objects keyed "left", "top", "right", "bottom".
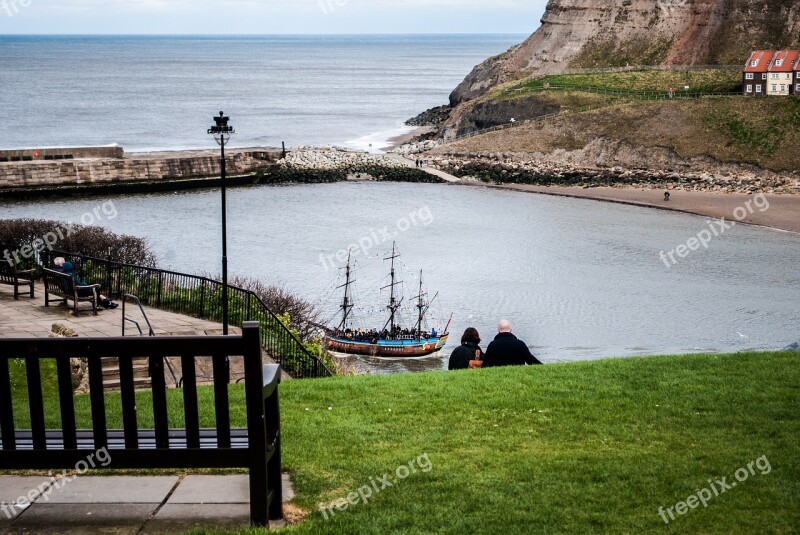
[
  {"left": 0, "top": 474, "right": 294, "bottom": 534},
  {"left": 0, "top": 282, "right": 227, "bottom": 339},
  {"left": 385, "top": 153, "right": 461, "bottom": 183}
]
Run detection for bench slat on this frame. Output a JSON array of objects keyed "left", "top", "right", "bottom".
[
  {"left": 4, "top": 429, "right": 252, "bottom": 449},
  {"left": 2, "top": 447, "right": 252, "bottom": 470},
  {"left": 88, "top": 357, "right": 108, "bottom": 449},
  {"left": 213, "top": 354, "right": 231, "bottom": 449},
  {"left": 151, "top": 354, "right": 169, "bottom": 449},
  {"left": 25, "top": 357, "right": 47, "bottom": 450},
  {"left": 56, "top": 356, "right": 78, "bottom": 450},
  {"left": 181, "top": 355, "right": 201, "bottom": 449},
  {"left": 0, "top": 358, "right": 15, "bottom": 450},
  {"left": 118, "top": 354, "right": 139, "bottom": 449}
]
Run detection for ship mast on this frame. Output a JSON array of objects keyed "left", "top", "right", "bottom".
[
  {"left": 414, "top": 270, "right": 425, "bottom": 341},
  {"left": 413, "top": 269, "right": 439, "bottom": 341},
  {"left": 381, "top": 242, "right": 403, "bottom": 336},
  {"left": 337, "top": 251, "right": 355, "bottom": 332}
]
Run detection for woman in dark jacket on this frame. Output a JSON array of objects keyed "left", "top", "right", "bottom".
[{"left": 448, "top": 328, "right": 484, "bottom": 370}]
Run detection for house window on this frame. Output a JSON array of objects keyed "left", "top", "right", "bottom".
[
  {"left": 746, "top": 84, "right": 753, "bottom": 93},
  {"left": 763, "top": 73, "right": 767, "bottom": 80},
  {"left": 781, "top": 85, "right": 786, "bottom": 92},
  {"left": 756, "top": 86, "right": 762, "bottom": 93},
  {"left": 746, "top": 73, "right": 754, "bottom": 80},
  {"left": 771, "top": 73, "right": 779, "bottom": 80},
  {"left": 776, "top": 59, "right": 783, "bottom": 67},
  {"left": 771, "top": 84, "right": 777, "bottom": 91},
  {"left": 796, "top": 84, "right": 800, "bottom": 92},
  {"left": 751, "top": 60, "right": 758, "bottom": 67}
]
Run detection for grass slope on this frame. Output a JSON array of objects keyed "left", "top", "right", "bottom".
[
  {"left": 447, "top": 70, "right": 800, "bottom": 173},
  {"left": 488, "top": 70, "right": 743, "bottom": 100},
  {"left": 273, "top": 351, "right": 799, "bottom": 534},
  {"left": 443, "top": 97, "right": 800, "bottom": 172},
  {"left": 8, "top": 351, "right": 799, "bottom": 533}
]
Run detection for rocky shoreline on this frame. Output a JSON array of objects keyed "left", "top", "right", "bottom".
[
  {"left": 405, "top": 105, "right": 452, "bottom": 128},
  {"left": 391, "top": 140, "right": 800, "bottom": 195},
  {"left": 270, "top": 147, "right": 441, "bottom": 183}
]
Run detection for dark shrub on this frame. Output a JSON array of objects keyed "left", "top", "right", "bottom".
[{"left": 0, "top": 218, "right": 156, "bottom": 268}]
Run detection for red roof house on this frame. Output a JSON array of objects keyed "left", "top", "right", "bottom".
[
  {"left": 766, "top": 50, "right": 799, "bottom": 96},
  {"left": 743, "top": 50, "right": 774, "bottom": 96}
]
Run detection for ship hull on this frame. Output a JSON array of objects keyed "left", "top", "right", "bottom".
[{"left": 326, "top": 334, "right": 449, "bottom": 359}]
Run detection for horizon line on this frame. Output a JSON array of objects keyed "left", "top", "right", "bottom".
[{"left": 0, "top": 32, "right": 529, "bottom": 37}]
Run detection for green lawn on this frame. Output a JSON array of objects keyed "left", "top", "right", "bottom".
[
  {"left": 488, "top": 69, "right": 743, "bottom": 101},
  {"left": 6, "top": 351, "right": 800, "bottom": 533}
]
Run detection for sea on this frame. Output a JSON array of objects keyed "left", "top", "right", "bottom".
[{"left": 0, "top": 34, "right": 524, "bottom": 152}]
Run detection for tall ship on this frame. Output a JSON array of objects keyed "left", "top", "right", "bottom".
[{"left": 325, "top": 243, "right": 450, "bottom": 359}]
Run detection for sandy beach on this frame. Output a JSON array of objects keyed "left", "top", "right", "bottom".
[{"left": 469, "top": 183, "right": 800, "bottom": 234}]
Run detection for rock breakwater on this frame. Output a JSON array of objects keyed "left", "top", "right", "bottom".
[
  {"left": 268, "top": 147, "right": 442, "bottom": 184},
  {"left": 418, "top": 150, "right": 800, "bottom": 194}
]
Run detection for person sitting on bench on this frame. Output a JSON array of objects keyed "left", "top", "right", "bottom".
[{"left": 61, "top": 262, "right": 119, "bottom": 309}]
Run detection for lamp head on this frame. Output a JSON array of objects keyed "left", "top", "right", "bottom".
[{"left": 208, "top": 111, "right": 235, "bottom": 137}]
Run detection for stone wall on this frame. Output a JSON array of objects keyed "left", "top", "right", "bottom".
[
  {"left": 0, "top": 146, "right": 124, "bottom": 161},
  {"left": 0, "top": 149, "right": 282, "bottom": 191}
]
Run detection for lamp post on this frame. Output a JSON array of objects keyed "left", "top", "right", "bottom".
[{"left": 208, "top": 111, "right": 235, "bottom": 335}]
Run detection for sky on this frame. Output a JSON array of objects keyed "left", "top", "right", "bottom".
[{"left": 0, "top": 0, "right": 548, "bottom": 34}]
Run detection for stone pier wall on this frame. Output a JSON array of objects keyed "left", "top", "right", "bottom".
[{"left": 0, "top": 149, "right": 283, "bottom": 191}]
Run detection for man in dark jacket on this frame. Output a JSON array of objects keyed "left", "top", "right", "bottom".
[{"left": 482, "top": 320, "right": 542, "bottom": 367}]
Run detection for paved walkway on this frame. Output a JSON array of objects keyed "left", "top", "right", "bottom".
[
  {"left": 0, "top": 282, "right": 227, "bottom": 339},
  {"left": 0, "top": 474, "right": 294, "bottom": 534},
  {"left": 386, "top": 153, "right": 461, "bottom": 183}
]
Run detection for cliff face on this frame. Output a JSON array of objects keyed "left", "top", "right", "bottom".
[{"left": 450, "top": 0, "right": 800, "bottom": 105}]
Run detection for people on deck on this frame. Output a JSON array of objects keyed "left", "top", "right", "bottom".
[
  {"left": 53, "top": 257, "right": 66, "bottom": 272},
  {"left": 482, "top": 320, "right": 542, "bottom": 368},
  {"left": 61, "top": 262, "right": 118, "bottom": 309},
  {"left": 448, "top": 327, "right": 484, "bottom": 370}
]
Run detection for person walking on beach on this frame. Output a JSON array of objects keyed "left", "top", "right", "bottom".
[
  {"left": 482, "top": 320, "right": 542, "bottom": 368},
  {"left": 448, "top": 327, "right": 484, "bottom": 370}
]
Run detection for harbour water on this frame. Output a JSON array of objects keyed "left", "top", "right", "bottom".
[{"left": 2, "top": 182, "right": 798, "bottom": 373}]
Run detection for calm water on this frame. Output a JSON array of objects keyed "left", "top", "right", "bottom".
[
  {"left": 2, "top": 182, "right": 798, "bottom": 373},
  {"left": 0, "top": 34, "right": 523, "bottom": 151}
]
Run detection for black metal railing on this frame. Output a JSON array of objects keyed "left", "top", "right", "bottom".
[{"left": 43, "top": 250, "right": 332, "bottom": 379}]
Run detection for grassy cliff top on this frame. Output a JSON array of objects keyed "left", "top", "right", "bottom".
[{"left": 487, "top": 70, "right": 743, "bottom": 101}]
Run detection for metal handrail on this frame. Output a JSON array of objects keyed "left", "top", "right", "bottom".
[
  {"left": 44, "top": 250, "right": 332, "bottom": 379},
  {"left": 122, "top": 294, "right": 155, "bottom": 337},
  {"left": 121, "top": 293, "right": 180, "bottom": 388}
]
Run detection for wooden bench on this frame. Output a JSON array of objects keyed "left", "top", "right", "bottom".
[
  {"left": 0, "top": 258, "right": 35, "bottom": 300},
  {"left": 0, "top": 322, "right": 284, "bottom": 527},
  {"left": 42, "top": 267, "right": 100, "bottom": 316}
]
